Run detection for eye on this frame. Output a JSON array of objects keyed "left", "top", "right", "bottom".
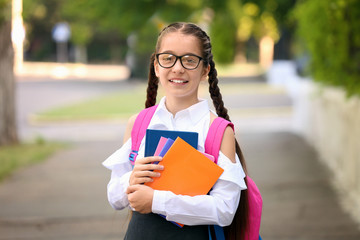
[
  {"left": 161, "top": 54, "right": 174, "bottom": 62},
  {"left": 183, "top": 56, "right": 198, "bottom": 64}
]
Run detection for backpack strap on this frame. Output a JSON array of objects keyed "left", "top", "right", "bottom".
[
  {"left": 205, "top": 117, "right": 233, "bottom": 240},
  {"left": 206, "top": 118, "right": 263, "bottom": 240},
  {"left": 129, "top": 105, "right": 158, "bottom": 165},
  {"left": 204, "top": 117, "right": 234, "bottom": 164}
]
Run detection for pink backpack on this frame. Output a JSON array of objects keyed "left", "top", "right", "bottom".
[{"left": 129, "top": 105, "right": 262, "bottom": 240}]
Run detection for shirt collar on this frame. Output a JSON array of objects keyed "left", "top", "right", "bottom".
[{"left": 156, "top": 96, "right": 210, "bottom": 126}]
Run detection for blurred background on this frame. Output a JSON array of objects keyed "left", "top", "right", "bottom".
[
  {"left": 1, "top": 0, "right": 360, "bottom": 239},
  {"left": 16, "top": 0, "right": 296, "bottom": 78}
]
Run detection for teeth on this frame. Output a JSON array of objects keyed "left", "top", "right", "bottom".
[{"left": 171, "top": 80, "right": 187, "bottom": 83}]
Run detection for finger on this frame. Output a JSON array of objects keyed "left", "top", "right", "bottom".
[
  {"left": 152, "top": 163, "right": 164, "bottom": 171},
  {"left": 135, "top": 156, "right": 162, "bottom": 165},
  {"left": 133, "top": 170, "right": 161, "bottom": 178},
  {"left": 133, "top": 165, "right": 164, "bottom": 175},
  {"left": 133, "top": 164, "right": 161, "bottom": 172},
  {"left": 130, "top": 173, "right": 158, "bottom": 185},
  {"left": 131, "top": 177, "right": 155, "bottom": 185}
]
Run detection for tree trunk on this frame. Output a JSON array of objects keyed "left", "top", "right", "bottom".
[{"left": 0, "top": 20, "right": 18, "bottom": 145}]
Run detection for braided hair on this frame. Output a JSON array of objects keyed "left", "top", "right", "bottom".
[
  {"left": 146, "top": 22, "right": 249, "bottom": 240},
  {"left": 146, "top": 52, "right": 158, "bottom": 108}
]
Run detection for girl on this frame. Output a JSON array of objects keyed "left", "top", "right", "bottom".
[{"left": 103, "top": 22, "right": 248, "bottom": 239}]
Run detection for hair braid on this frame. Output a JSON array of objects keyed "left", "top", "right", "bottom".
[
  {"left": 145, "top": 53, "right": 158, "bottom": 108},
  {"left": 208, "top": 59, "right": 230, "bottom": 121}
]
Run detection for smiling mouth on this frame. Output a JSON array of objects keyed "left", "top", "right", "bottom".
[{"left": 170, "top": 79, "right": 189, "bottom": 84}]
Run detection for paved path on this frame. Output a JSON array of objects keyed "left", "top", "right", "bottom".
[
  {"left": 1, "top": 77, "right": 359, "bottom": 239},
  {"left": 0, "top": 141, "right": 128, "bottom": 240}
]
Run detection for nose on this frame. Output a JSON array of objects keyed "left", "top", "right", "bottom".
[{"left": 172, "top": 58, "right": 185, "bottom": 73}]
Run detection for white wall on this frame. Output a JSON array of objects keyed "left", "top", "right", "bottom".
[{"left": 267, "top": 61, "right": 360, "bottom": 224}]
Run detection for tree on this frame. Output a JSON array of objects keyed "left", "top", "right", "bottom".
[
  {"left": 0, "top": 0, "right": 18, "bottom": 146},
  {"left": 22, "top": 0, "right": 294, "bottom": 71},
  {"left": 294, "top": 0, "right": 360, "bottom": 96},
  {"left": 60, "top": 0, "right": 203, "bottom": 78}
]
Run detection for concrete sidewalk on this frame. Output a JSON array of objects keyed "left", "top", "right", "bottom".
[
  {"left": 243, "top": 132, "right": 360, "bottom": 240},
  {"left": 0, "top": 141, "right": 128, "bottom": 240}
]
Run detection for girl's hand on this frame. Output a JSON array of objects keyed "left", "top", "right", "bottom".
[
  {"left": 126, "top": 184, "right": 154, "bottom": 214},
  {"left": 129, "top": 156, "right": 163, "bottom": 185}
]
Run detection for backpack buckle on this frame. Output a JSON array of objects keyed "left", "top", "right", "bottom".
[{"left": 129, "top": 150, "right": 138, "bottom": 165}]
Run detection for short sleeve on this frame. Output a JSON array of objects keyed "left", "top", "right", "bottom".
[
  {"left": 217, "top": 151, "right": 247, "bottom": 190},
  {"left": 102, "top": 138, "right": 133, "bottom": 172}
]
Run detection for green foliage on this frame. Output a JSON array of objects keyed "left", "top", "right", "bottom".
[
  {"left": 23, "top": 0, "right": 62, "bottom": 29},
  {"left": 23, "top": 0, "right": 64, "bottom": 61},
  {"left": 244, "top": 0, "right": 296, "bottom": 28},
  {"left": 210, "top": 11, "right": 237, "bottom": 64},
  {"left": 208, "top": 0, "right": 284, "bottom": 64},
  {"left": 85, "top": 0, "right": 166, "bottom": 36},
  {"left": 156, "top": 2, "right": 199, "bottom": 23},
  {"left": 294, "top": 0, "right": 360, "bottom": 96},
  {"left": 59, "top": 0, "right": 205, "bottom": 74},
  {"left": 237, "top": 0, "right": 281, "bottom": 42},
  {"left": 69, "top": 22, "right": 93, "bottom": 45},
  {"left": 21, "top": 0, "right": 294, "bottom": 65},
  {"left": 134, "top": 21, "right": 159, "bottom": 55},
  {"left": 0, "top": 0, "right": 10, "bottom": 24},
  {"left": 60, "top": 1, "right": 95, "bottom": 45},
  {"left": 207, "top": 0, "right": 242, "bottom": 64}
]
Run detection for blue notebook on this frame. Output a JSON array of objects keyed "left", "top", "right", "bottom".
[{"left": 145, "top": 129, "right": 198, "bottom": 157}]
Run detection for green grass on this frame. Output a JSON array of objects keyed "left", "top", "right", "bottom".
[
  {"left": 31, "top": 86, "right": 149, "bottom": 122},
  {"left": 0, "top": 139, "right": 66, "bottom": 181}
]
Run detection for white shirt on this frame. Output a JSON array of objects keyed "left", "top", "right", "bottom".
[{"left": 102, "top": 97, "right": 247, "bottom": 227}]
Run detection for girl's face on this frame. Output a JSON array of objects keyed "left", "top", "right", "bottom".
[{"left": 154, "top": 32, "right": 210, "bottom": 103}]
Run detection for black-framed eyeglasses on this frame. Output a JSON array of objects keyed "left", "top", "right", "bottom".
[{"left": 156, "top": 53, "right": 203, "bottom": 70}]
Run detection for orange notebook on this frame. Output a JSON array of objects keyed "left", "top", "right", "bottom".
[{"left": 145, "top": 137, "right": 224, "bottom": 196}]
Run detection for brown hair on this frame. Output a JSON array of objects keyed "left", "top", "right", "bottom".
[{"left": 145, "top": 22, "right": 249, "bottom": 240}]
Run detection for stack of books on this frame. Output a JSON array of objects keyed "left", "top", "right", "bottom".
[{"left": 144, "top": 129, "right": 224, "bottom": 227}]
